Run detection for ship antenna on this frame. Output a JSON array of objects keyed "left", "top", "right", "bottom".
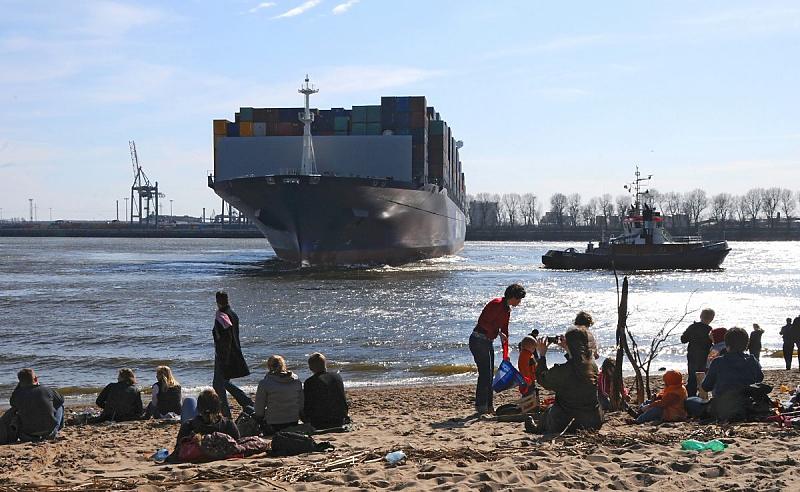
[{"left": 298, "top": 75, "right": 319, "bottom": 175}]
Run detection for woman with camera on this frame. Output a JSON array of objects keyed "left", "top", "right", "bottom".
[{"left": 530, "top": 327, "right": 603, "bottom": 433}]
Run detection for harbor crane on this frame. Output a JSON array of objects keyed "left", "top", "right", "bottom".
[{"left": 129, "top": 140, "right": 164, "bottom": 225}]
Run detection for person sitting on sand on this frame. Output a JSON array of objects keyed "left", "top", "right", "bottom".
[
  {"left": 302, "top": 352, "right": 350, "bottom": 430},
  {"left": 706, "top": 327, "right": 728, "bottom": 368},
  {"left": 469, "top": 283, "right": 526, "bottom": 415},
  {"left": 529, "top": 327, "right": 602, "bottom": 434},
  {"left": 167, "top": 388, "right": 240, "bottom": 463},
  {"left": 517, "top": 331, "right": 537, "bottom": 396},
  {"left": 780, "top": 318, "right": 795, "bottom": 370},
  {"left": 748, "top": 324, "right": 764, "bottom": 360},
  {"left": 680, "top": 308, "right": 714, "bottom": 397},
  {"left": 254, "top": 355, "right": 303, "bottom": 434},
  {"left": 697, "top": 327, "right": 764, "bottom": 422},
  {"left": 145, "top": 366, "right": 182, "bottom": 419},
  {"left": 567, "top": 311, "right": 599, "bottom": 359},
  {"left": 597, "top": 358, "right": 629, "bottom": 411},
  {"left": 634, "top": 370, "right": 687, "bottom": 424},
  {"left": 92, "top": 368, "right": 144, "bottom": 422},
  {"left": 1, "top": 368, "right": 64, "bottom": 444}
]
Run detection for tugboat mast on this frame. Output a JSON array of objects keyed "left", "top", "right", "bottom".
[{"left": 298, "top": 75, "right": 319, "bottom": 175}]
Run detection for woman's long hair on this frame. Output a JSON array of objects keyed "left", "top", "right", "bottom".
[
  {"left": 156, "top": 366, "right": 179, "bottom": 388},
  {"left": 564, "top": 328, "right": 598, "bottom": 385},
  {"left": 197, "top": 389, "right": 223, "bottom": 424}
]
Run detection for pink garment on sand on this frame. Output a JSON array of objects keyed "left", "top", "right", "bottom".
[{"left": 216, "top": 311, "right": 233, "bottom": 329}]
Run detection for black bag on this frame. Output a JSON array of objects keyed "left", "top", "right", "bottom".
[
  {"left": 235, "top": 412, "right": 262, "bottom": 437},
  {"left": 743, "top": 383, "right": 774, "bottom": 419},
  {"left": 271, "top": 431, "right": 333, "bottom": 456}
]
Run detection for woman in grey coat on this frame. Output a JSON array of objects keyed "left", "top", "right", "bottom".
[{"left": 254, "top": 355, "right": 303, "bottom": 433}]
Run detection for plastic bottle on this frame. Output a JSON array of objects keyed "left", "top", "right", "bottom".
[
  {"left": 152, "top": 448, "right": 169, "bottom": 462},
  {"left": 385, "top": 450, "right": 406, "bottom": 464},
  {"left": 680, "top": 439, "right": 726, "bottom": 452}
]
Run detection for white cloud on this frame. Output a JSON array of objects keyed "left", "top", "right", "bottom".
[
  {"left": 332, "top": 0, "right": 360, "bottom": 15},
  {"left": 273, "top": 0, "right": 322, "bottom": 19},
  {"left": 249, "top": 2, "right": 276, "bottom": 14}
]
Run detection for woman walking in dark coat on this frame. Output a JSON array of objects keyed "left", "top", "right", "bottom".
[
  {"left": 212, "top": 291, "right": 253, "bottom": 418},
  {"left": 748, "top": 324, "right": 764, "bottom": 360}
]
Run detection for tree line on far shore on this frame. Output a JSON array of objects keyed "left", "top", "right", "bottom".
[{"left": 467, "top": 188, "right": 800, "bottom": 231}]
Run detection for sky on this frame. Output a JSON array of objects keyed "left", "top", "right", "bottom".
[{"left": 1, "top": 0, "right": 799, "bottom": 220}]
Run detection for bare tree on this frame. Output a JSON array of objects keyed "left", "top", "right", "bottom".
[
  {"left": 743, "top": 188, "right": 764, "bottom": 227},
  {"left": 615, "top": 194, "right": 632, "bottom": 218},
  {"left": 520, "top": 193, "right": 538, "bottom": 226},
  {"left": 581, "top": 204, "right": 595, "bottom": 226},
  {"left": 734, "top": 195, "right": 748, "bottom": 228},
  {"left": 567, "top": 193, "right": 582, "bottom": 227},
  {"left": 664, "top": 191, "right": 684, "bottom": 218},
  {"left": 761, "top": 187, "right": 781, "bottom": 228},
  {"left": 684, "top": 188, "right": 708, "bottom": 233},
  {"left": 501, "top": 193, "right": 522, "bottom": 227},
  {"left": 779, "top": 188, "right": 797, "bottom": 230},
  {"left": 549, "top": 193, "right": 567, "bottom": 227},
  {"left": 710, "top": 193, "right": 734, "bottom": 230},
  {"left": 599, "top": 194, "right": 614, "bottom": 227}
]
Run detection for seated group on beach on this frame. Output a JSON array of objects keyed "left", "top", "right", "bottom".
[{"left": 472, "top": 284, "right": 788, "bottom": 434}]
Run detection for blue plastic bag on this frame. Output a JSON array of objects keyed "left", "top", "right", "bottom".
[{"left": 492, "top": 359, "right": 526, "bottom": 393}]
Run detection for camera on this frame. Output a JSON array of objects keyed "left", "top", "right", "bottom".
[{"left": 545, "top": 335, "right": 562, "bottom": 344}]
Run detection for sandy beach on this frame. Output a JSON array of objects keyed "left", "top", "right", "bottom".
[{"left": 1, "top": 369, "right": 799, "bottom": 491}]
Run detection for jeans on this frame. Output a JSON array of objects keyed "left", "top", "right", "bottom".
[
  {"left": 181, "top": 397, "right": 198, "bottom": 424},
  {"left": 469, "top": 331, "right": 494, "bottom": 412},
  {"left": 686, "top": 362, "right": 703, "bottom": 397},
  {"left": 783, "top": 341, "right": 800, "bottom": 370},
  {"left": 213, "top": 361, "right": 254, "bottom": 419},
  {"left": 636, "top": 406, "right": 663, "bottom": 424},
  {"left": 685, "top": 396, "right": 708, "bottom": 418}
]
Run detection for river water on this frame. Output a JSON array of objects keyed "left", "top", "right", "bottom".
[{"left": 1, "top": 238, "right": 798, "bottom": 404}]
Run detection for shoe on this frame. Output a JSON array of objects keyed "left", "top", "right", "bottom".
[
  {"left": 524, "top": 415, "right": 541, "bottom": 434},
  {"left": 243, "top": 405, "right": 255, "bottom": 416}
]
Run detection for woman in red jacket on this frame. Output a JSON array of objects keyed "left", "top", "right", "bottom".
[{"left": 469, "top": 283, "right": 526, "bottom": 415}]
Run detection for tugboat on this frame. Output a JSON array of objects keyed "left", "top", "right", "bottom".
[{"left": 542, "top": 170, "right": 731, "bottom": 270}]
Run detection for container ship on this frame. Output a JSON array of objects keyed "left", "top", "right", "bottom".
[{"left": 208, "top": 77, "right": 467, "bottom": 265}]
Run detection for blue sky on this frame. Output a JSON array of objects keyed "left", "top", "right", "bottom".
[{"left": 1, "top": 0, "right": 798, "bottom": 219}]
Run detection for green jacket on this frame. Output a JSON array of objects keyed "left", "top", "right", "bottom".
[{"left": 536, "top": 355, "right": 600, "bottom": 424}]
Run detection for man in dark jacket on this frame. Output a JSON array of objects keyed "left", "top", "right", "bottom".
[
  {"left": 6, "top": 368, "right": 64, "bottom": 442},
  {"left": 680, "top": 308, "right": 715, "bottom": 397},
  {"left": 213, "top": 291, "right": 253, "bottom": 418},
  {"left": 780, "top": 318, "right": 794, "bottom": 369},
  {"left": 302, "top": 353, "right": 349, "bottom": 429},
  {"left": 702, "top": 327, "right": 764, "bottom": 421}
]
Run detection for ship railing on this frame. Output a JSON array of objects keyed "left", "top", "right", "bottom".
[{"left": 671, "top": 235, "right": 702, "bottom": 243}]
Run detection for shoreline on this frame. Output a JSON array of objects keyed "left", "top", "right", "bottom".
[{"left": 2, "top": 370, "right": 799, "bottom": 490}]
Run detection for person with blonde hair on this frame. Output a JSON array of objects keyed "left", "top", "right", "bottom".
[
  {"left": 93, "top": 368, "right": 143, "bottom": 422},
  {"left": 254, "top": 355, "right": 303, "bottom": 434},
  {"left": 303, "top": 353, "right": 349, "bottom": 429},
  {"left": 145, "top": 366, "right": 183, "bottom": 419}
]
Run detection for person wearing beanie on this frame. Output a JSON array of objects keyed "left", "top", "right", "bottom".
[
  {"left": 634, "top": 370, "right": 688, "bottom": 424},
  {"left": 706, "top": 327, "right": 728, "bottom": 369}
]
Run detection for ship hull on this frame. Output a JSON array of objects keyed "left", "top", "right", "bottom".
[
  {"left": 542, "top": 241, "right": 731, "bottom": 270},
  {"left": 212, "top": 175, "right": 466, "bottom": 265}
]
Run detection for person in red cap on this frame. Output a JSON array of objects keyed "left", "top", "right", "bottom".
[{"left": 707, "top": 327, "right": 728, "bottom": 369}]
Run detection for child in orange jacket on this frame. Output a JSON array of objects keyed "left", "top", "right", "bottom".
[
  {"left": 635, "top": 369, "right": 688, "bottom": 424},
  {"left": 517, "top": 332, "right": 537, "bottom": 395}
]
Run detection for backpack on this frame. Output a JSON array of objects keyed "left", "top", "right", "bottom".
[
  {"left": 271, "top": 431, "right": 333, "bottom": 456},
  {"left": 201, "top": 432, "right": 240, "bottom": 460}
]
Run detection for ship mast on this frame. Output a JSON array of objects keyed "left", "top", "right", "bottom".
[{"left": 298, "top": 75, "right": 319, "bottom": 175}]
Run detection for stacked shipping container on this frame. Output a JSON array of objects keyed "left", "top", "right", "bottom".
[{"left": 213, "top": 96, "right": 465, "bottom": 208}]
